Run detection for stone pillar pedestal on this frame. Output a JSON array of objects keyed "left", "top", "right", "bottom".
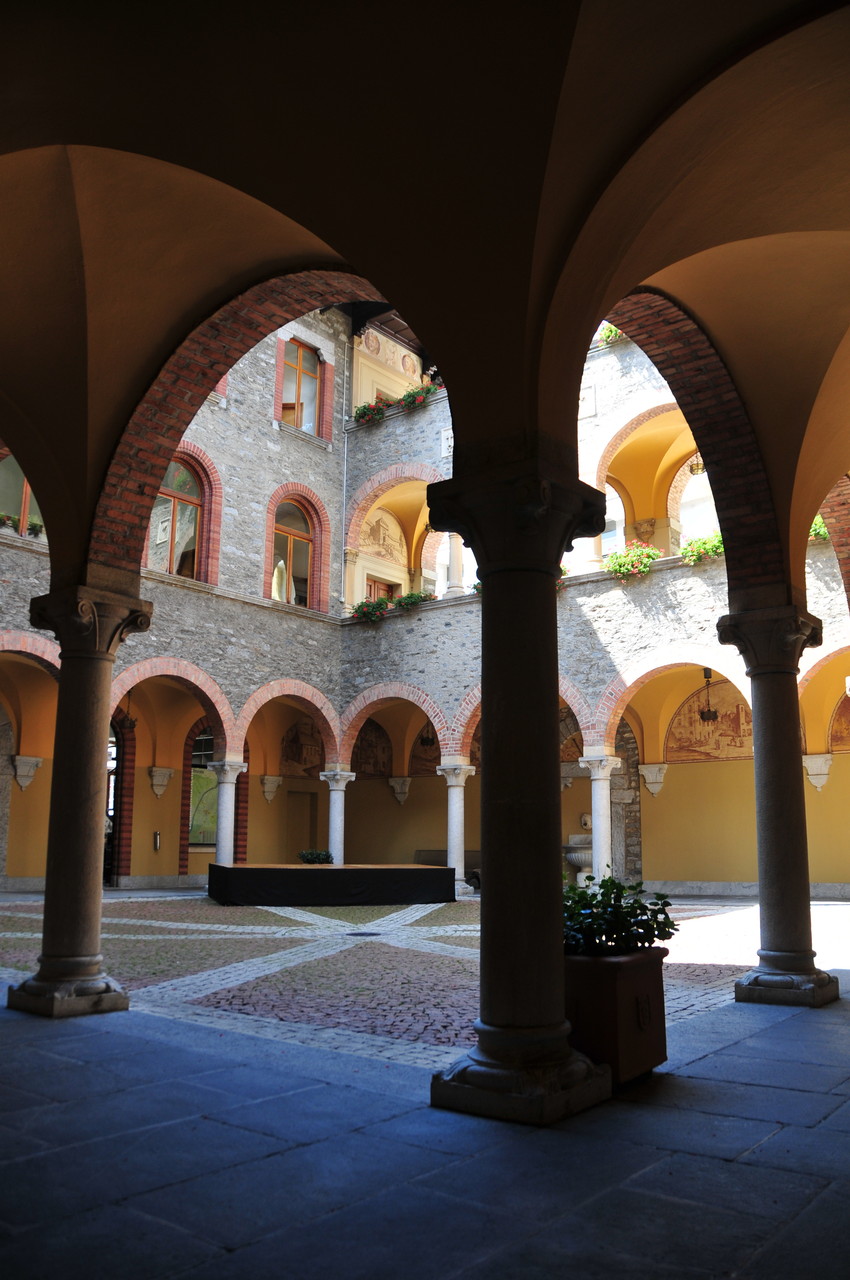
[
  {"left": 578, "top": 754, "right": 622, "bottom": 879},
  {"left": 436, "top": 760, "right": 475, "bottom": 885},
  {"left": 207, "top": 760, "right": 247, "bottom": 866},
  {"left": 8, "top": 586, "right": 152, "bottom": 1018},
  {"left": 718, "top": 606, "right": 838, "bottom": 1006},
  {"left": 320, "top": 769, "right": 356, "bottom": 864},
  {"left": 442, "top": 532, "right": 466, "bottom": 597},
  {"left": 427, "top": 467, "right": 611, "bottom": 1123}
]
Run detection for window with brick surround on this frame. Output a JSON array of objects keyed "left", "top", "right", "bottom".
[
  {"left": 147, "top": 459, "right": 203, "bottom": 579},
  {"left": 279, "top": 339, "right": 320, "bottom": 434},
  {"left": 271, "top": 501, "right": 313, "bottom": 606}
]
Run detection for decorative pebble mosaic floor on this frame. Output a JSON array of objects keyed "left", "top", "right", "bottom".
[{"left": 0, "top": 893, "right": 785, "bottom": 1069}]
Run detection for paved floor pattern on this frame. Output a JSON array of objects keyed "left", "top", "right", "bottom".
[{"left": 2, "top": 893, "right": 850, "bottom": 1278}]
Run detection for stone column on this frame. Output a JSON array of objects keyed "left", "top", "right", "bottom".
[
  {"left": 320, "top": 769, "right": 355, "bottom": 864},
  {"left": 442, "top": 532, "right": 466, "bottom": 597},
  {"left": 427, "top": 467, "right": 611, "bottom": 1123},
  {"left": 207, "top": 760, "right": 247, "bottom": 866},
  {"left": 8, "top": 586, "right": 152, "bottom": 1017},
  {"left": 718, "top": 605, "right": 838, "bottom": 1006},
  {"left": 578, "top": 754, "right": 622, "bottom": 879},
  {"left": 436, "top": 760, "right": 475, "bottom": 884}
]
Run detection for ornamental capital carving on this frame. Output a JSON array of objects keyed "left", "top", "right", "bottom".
[
  {"left": 206, "top": 760, "right": 247, "bottom": 786},
  {"left": 578, "top": 755, "right": 622, "bottom": 782},
  {"left": 717, "top": 606, "right": 822, "bottom": 676},
  {"left": 260, "top": 775, "right": 283, "bottom": 803},
  {"left": 148, "top": 766, "right": 174, "bottom": 798},
  {"left": 319, "top": 769, "right": 356, "bottom": 791},
  {"left": 12, "top": 755, "right": 42, "bottom": 791},
  {"left": 436, "top": 764, "right": 476, "bottom": 788},
  {"left": 30, "top": 587, "right": 152, "bottom": 658},
  {"left": 638, "top": 763, "right": 668, "bottom": 797},
  {"left": 388, "top": 776, "right": 411, "bottom": 805},
  {"left": 802, "top": 754, "right": 832, "bottom": 792},
  {"left": 427, "top": 469, "right": 605, "bottom": 577}
]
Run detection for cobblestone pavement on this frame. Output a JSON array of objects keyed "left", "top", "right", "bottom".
[{"left": 2, "top": 893, "right": 848, "bottom": 1070}]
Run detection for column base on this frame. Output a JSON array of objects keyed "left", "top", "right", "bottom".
[
  {"left": 734, "top": 967, "right": 839, "bottom": 1007},
  {"left": 7, "top": 975, "right": 130, "bottom": 1018},
  {"left": 431, "top": 1044, "right": 611, "bottom": 1125}
]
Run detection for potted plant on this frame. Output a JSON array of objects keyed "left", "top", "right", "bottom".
[
  {"left": 298, "top": 848, "right": 333, "bottom": 864},
  {"left": 563, "top": 876, "right": 678, "bottom": 1085},
  {"left": 603, "top": 540, "right": 662, "bottom": 582}
]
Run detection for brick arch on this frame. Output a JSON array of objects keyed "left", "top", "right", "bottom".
[
  {"left": 557, "top": 676, "right": 595, "bottom": 742},
  {"left": 818, "top": 475, "right": 850, "bottom": 611},
  {"left": 111, "top": 657, "right": 235, "bottom": 754},
  {"left": 668, "top": 457, "right": 695, "bottom": 527},
  {"left": 589, "top": 646, "right": 752, "bottom": 754},
  {"left": 345, "top": 464, "right": 445, "bottom": 549},
  {"left": 0, "top": 630, "right": 60, "bottom": 674},
  {"left": 419, "top": 527, "right": 443, "bottom": 577},
  {"left": 607, "top": 289, "right": 785, "bottom": 602},
  {"left": 340, "top": 682, "right": 449, "bottom": 766},
  {"left": 90, "top": 269, "right": 383, "bottom": 578},
  {"left": 235, "top": 679, "right": 341, "bottom": 763},
  {"left": 451, "top": 686, "right": 482, "bottom": 757},
  {"left": 594, "top": 403, "right": 679, "bottom": 492},
  {"left": 264, "top": 483, "right": 332, "bottom": 612}
]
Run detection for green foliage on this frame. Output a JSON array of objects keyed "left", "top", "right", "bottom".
[
  {"left": 353, "top": 398, "right": 387, "bottom": 425},
  {"left": 350, "top": 597, "right": 391, "bottom": 622},
  {"left": 0, "top": 513, "right": 19, "bottom": 531},
  {"left": 598, "top": 321, "right": 626, "bottom": 346},
  {"left": 298, "top": 848, "right": 333, "bottom": 864},
  {"left": 563, "top": 876, "right": 678, "bottom": 956},
  {"left": 603, "top": 540, "right": 662, "bottom": 582},
  {"left": 354, "top": 382, "right": 441, "bottom": 425},
  {"left": 810, "top": 514, "right": 829, "bottom": 541},
  {"left": 392, "top": 591, "right": 436, "bottom": 612},
  {"left": 27, "top": 518, "right": 43, "bottom": 537},
  {"left": 680, "top": 531, "right": 724, "bottom": 565}
]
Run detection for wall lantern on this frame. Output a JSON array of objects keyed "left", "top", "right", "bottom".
[{"left": 699, "top": 668, "right": 718, "bottom": 722}]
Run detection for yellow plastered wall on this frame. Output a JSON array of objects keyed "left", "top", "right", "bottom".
[
  {"left": 345, "top": 776, "right": 447, "bottom": 864},
  {"left": 804, "top": 751, "right": 850, "bottom": 882},
  {"left": 352, "top": 342, "right": 420, "bottom": 410},
  {"left": 800, "top": 656, "right": 849, "bottom": 755},
  {"left": 560, "top": 776, "right": 592, "bottom": 841},
  {"left": 7, "top": 758, "right": 52, "bottom": 876},
  {"left": 125, "top": 679, "right": 207, "bottom": 877},
  {"left": 246, "top": 778, "right": 328, "bottom": 864},
  {"left": 641, "top": 760, "right": 757, "bottom": 882}
]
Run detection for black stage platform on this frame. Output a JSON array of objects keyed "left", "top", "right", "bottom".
[{"left": 208, "top": 862, "right": 455, "bottom": 907}]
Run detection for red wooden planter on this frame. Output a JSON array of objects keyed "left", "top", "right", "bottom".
[{"left": 564, "top": 946, "right": 669, "bottom": 1086}]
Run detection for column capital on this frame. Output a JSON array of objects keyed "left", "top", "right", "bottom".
[
  {"left": 30, "top": 586, "right": 152, "bottom": 658},
  {"left": 436, "top": 764, "right": 476, "bottom": 787},
  {"left": 12, "top": 755, "right": 42, "bottom": 791},
  {"left": 717, "top": 606, "right": 822, "bottom": 676},
  {"left": 320, "top": 769, "right": 356, "bottom": 791},
  {"left": 427, "top": 468, "right": 604, "bottom": 577},
  {"left": 578, "top": 755, "right": 622, "bottom": 781},
  {"left": 207, "top": 760, "right": 247, "bottom": 785},
  {"left": 638, "top": 763, "right": 668, "bottom": 797},
  {"left": 260, "top": 775, "right": 283, "bottom": 803},
  {"left": 148, "top": 766, "right": 174, "bottom": 798}
]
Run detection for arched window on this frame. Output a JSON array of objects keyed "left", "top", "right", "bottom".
[
  {"left": 271, "top": 501, "right": 312, "bottom": 606},
  {"left": 147, "top": 459, "right": 202, "bottom": 579},
  {"left": 0, "top": 453, "right": 46, "bottom": 540},
  {"left": 280, "top": 340, "right": 320, "bottom": 434}
]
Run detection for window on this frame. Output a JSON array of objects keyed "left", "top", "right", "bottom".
[
  {"left": 147, "top": 460, "right": 202, "bottom": 579},
  {"left": 0, "top": 453, "right": 45, "bottom": 539},
  {"left": 366, "top": 576, "right": 396, "bottom": 602},
  {"left": 272, "top": 501, "right": 312, "bottom": 606},
  {"left": 189, "top": 730, "right": 217, "bottom": 847},
  {"left": 280, "top": 340, "right": 320, "bottom": 434}
]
